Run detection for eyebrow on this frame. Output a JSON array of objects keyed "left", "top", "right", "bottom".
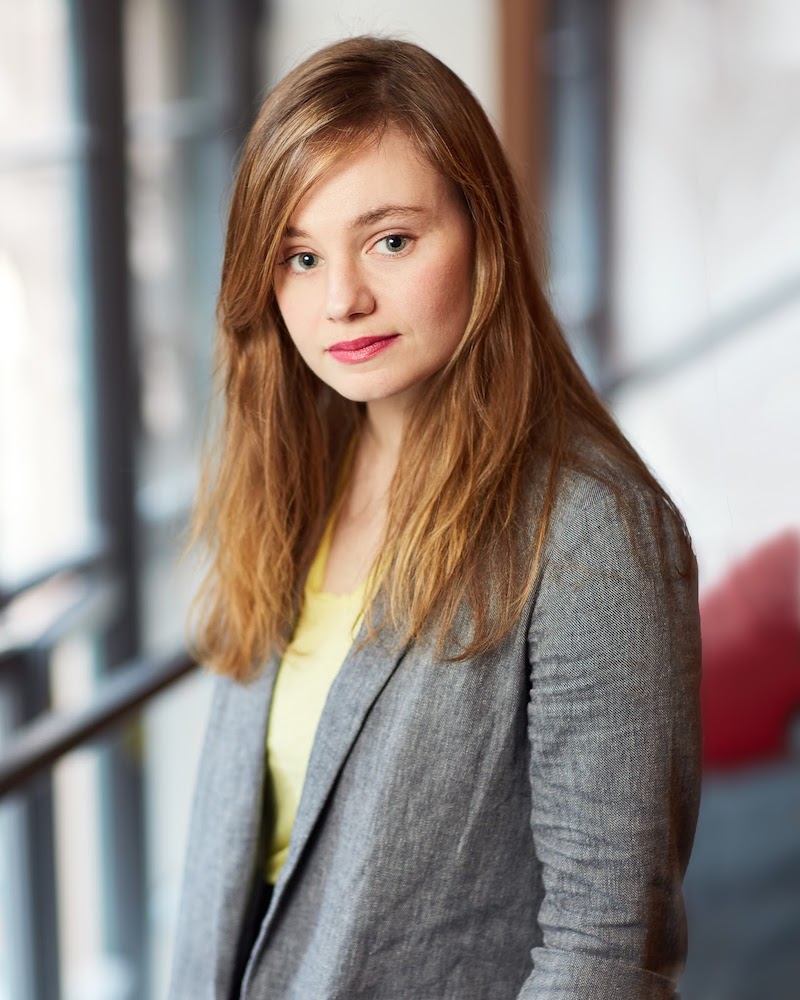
[{"left": 284, "top": 204, "right": 427, "bottom": 240}]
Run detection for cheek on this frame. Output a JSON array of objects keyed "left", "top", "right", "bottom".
[
  {"left": 414, "top": 254, "right": 473, "bottom": 334},
  {"left": 275, "top": 285, "right": 315, "bottom": 344}
]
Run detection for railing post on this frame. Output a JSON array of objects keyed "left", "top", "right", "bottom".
[{"left": 2, "top": 649, "right": 61, "bottom": 1000}]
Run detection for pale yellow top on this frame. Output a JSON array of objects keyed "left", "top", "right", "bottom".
[{"left": 265, "top": 520, "right": 366, "bottom": 884}]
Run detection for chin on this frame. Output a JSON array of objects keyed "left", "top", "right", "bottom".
[{"left": 330, "top": 375, "right": 412, "bottom": 406}]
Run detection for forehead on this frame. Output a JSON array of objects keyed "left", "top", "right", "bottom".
[{"left": 286, "top": 130, "right": 456, "bottom": 232}]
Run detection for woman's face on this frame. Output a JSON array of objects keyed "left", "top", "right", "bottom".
[{"left": 273, "top": 130, "right": 474, "bottom": 413}]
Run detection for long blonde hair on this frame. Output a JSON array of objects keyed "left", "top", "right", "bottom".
[{"left": 190, "top": 36, "right": 692, "bottom": 680}]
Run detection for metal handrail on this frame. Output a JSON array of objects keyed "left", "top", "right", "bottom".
[
  {"left": 0, "top": 575, "right": 120, "bottom": 669},
  {"left": 0, "top": 649, "right": 200, "bottom": 798},
  {"left": 0, "top": 536, "right": 111, "bottom": 611}
]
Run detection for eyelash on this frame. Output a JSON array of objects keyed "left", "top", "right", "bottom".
[{"left": 278, "top": 233, "right": 415, "bottom": 274}]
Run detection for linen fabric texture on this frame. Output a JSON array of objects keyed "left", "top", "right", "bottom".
[{"left": 169, "top": 459, "right": 702, "bottom": 1000}]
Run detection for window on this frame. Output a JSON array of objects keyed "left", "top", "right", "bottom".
[{"left": 0, "top": 2, "right": 260, "bottom": 996}]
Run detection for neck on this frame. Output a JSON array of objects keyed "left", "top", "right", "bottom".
[
  {"left": 363, "top": 396, "right": 408, "bottom": 465},
  {"left": 336, "top": 398, "right": 407, "bottom": 524}
]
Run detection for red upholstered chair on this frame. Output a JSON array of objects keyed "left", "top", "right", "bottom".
[{"left": 700, "top": 530, "right": 800, "bottom": 771}]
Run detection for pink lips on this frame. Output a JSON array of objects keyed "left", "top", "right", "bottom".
[{"left": 327, "top": 334, "right": 399, "bottom": 364}]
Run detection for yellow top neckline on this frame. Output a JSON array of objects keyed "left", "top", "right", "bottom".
[{"left": 305, "top": 515, "right": 367, "bottom": 600}]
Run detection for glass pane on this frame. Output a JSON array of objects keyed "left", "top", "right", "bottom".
[
  {"left": 143, "top": 672, "right": 213, "bottom": 998},
  {"left": 125, "top": 0, "right": 186, "bottom": 110},
  {"left": 125, "top": 0, "right": 214, "bottom": 112},
  {"left": 50, "top": 638, "right": 120, "bottom": 1000},
  {"left": 0, "top": 789, "right": 31, "bottom": 1000},
  {"left": 0, "top": 0, "right": 75, "bottom": 141},
  {"left": 124, "top": 4, "right": 242, "bottom": 995},
  {"left": 127, "top": 131, "right": 230, "bottom": 997},
  {"left": 0, "top": 165, "right": 93, "bottom": 580},
  {"left": 127, "top": 137, "right": 222, "bottom": 508}
]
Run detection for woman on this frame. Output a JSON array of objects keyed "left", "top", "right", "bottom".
[{"left": 170, "top": 36, "right": 701, "bottom": 1000}]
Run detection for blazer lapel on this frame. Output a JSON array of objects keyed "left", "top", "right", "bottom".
[
  {"left": 263, "top": 617, "right": 409, "bottom": 922},
  {"left": 205, "top": 658, "right": 278, "bottom": 982}
]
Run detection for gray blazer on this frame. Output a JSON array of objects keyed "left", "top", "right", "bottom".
[{"left": 169, "top": 461, "right": 701, "bottom": 1000}]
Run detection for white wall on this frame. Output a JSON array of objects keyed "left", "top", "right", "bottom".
[
  {"left": 612, "top": 0, "right": 800, "bottom": 586},
  {"left": 260, "top": 0, "right": 500, "bottom": 128}
]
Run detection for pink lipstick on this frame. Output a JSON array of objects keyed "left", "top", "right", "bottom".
[{"left": 327, "top": 334, "right": 399, "bottom": 364}]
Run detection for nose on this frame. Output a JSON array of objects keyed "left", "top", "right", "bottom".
[{"left": 325, "top": 259, "right": 375, "bottom": 322}]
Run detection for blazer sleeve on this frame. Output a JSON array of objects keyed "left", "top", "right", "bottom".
[{"left": 517, "top": 478, "right": 702, "bottom": 1000}]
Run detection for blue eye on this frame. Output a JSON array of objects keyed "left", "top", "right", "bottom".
[
  {"left": 286, "top": 252, "right": 321, "bottom": 272},
  {"left": 376, "top": 235, "right": 409, "bottom": 255}
]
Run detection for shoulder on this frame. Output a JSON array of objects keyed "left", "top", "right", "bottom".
[
  {"left": 541, "top": 437, "right": 695, "bottom": 582},
  {"left": 524, "top": 437, "right": 699, "bottom": 665},
  {"left": 527, "top": 436, "right": 700, "bottom": 688}
]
